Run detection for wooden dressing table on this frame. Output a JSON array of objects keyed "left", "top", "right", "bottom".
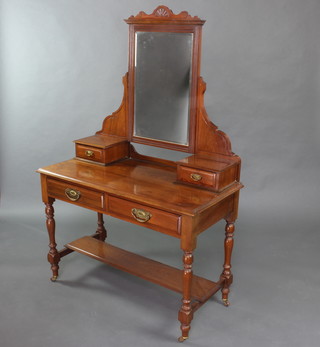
[{"left": 37, "top": 6, "right": 243, "bottom": 342}]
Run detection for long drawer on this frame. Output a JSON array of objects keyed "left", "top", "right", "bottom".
[
  {"left": 47, "top": 178, "right": 104, "bottom": 211},
  {"left": 108, "top": 196, "right": 181, "bottom": 237}
]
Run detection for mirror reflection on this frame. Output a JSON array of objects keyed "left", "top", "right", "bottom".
[{"left": 134, "top": 32, "right": 193, "bottom": 145}]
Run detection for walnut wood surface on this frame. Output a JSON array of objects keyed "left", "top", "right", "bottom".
[
  {"left": 178, "top": 250, "right": 194, "bottom": 340},
  {"left": 45, "top": 201, "right": 60, "bottom": 281},
  {"left": 75, "top": 141, "right": 129, "bottom": 165},
  {"left": 66, "top": 236, "right": 220, "bottom": 302},
  {"left": 125, "top": 5, "right": 205, "bottom": 25},
  {"left": 177, "top": 153, "right": 240, "bottom": 171},
  {"left": 74, "top": 134, "right": 128, "bottom": 148},
  {"left": 220, "top": 221, "right": 235, "bottom": 306},
  {"left": 37, "top": 6, "right": 244, "bottom": 341},
  {"left": 177, "top": 165, "right": 217, "bottom": 188},
  {"left": 38, "top": 158, "right": 242, "bottom": 216},
  {"left": 177, "top": 163, "right": 238, "bottom": 192},
  {"left": 75, "top": 144, "right": 104, "bottom": 162},
  {"left": 108, "top": 195, "right": 181, "bottom": 237},
  {"left": 96, "top": 74, "right": 129, "bottom": 138},
  {"left": 96, "top": 213, "right": 107, "bottom": 241},
  {"left": 195, "top": 77, "right": 234, "bottom": 156},
  {"left": 194, "top": 197, "right": 234, "bottom": 235},
  {"left": 46, "top": 177, "right": 104, "bottom": 212}
]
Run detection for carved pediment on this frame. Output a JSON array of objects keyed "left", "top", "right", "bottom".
[{"left": 125, "top": 5, "right": 205, "bottom": 25}]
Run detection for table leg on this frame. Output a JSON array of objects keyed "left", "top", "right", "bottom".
[
  {"left": 45, "top": 200, "right": 60, "bottom": 282},
  {"left": 178, "top": 250, "right": 194, "bottom": 342},
  {"left": 96, "top": 213, "right": 107, "bottom": 241},
  {"left": 220, "top": 220, "right": 235, "bottom": 306}
]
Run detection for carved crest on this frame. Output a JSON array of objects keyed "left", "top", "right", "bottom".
[
  {"left": 126, "top": 6, "right": 205, "bottom": 25},
  {"left": 155, "top": 6, "right": 169, "bottom": 17}
]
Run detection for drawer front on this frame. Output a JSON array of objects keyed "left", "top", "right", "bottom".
[
  {"left": 177, "top": 165, "right": 216, "bottom": 188},
  {"left": 76, "top": 144, "right": 104, "bottom": 163},
  {"left": 47, "top": 178, "right": 104, "bottom": 211},
  {"left": 108, "top": 196, "right": 180, "bottom": 237}
]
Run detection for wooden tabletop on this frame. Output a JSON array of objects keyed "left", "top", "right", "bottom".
[
  {"left": 74, "top": 134, "right": 128, "bottom": 148},
  {"left": 38, "top": 158, "right": 242, "bottom": 216}
]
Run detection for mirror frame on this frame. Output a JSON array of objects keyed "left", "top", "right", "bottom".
[{"left": 125, "top": 6, "right": 205, "bottom": 153}]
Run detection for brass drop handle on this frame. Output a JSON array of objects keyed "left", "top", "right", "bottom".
[
  {"left": 85, "top": 150, "right": 94, "bottom": 157},
  {"left": 65, "top": 188, "right": 81, "bottom": 201},
  {"left": 131, "top": 208, "right": 152, "bottom": 223},
  {"left": 190, "top": 173, "right": 202, "bottom": 182}
]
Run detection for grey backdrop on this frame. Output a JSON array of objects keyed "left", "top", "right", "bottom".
[{"left": 1, "top": 1, "right": 320, "bottom": 347}]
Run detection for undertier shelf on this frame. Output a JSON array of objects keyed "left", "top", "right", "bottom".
[{"left": 66, "top": 236, "right": 222, "bottom": 302}]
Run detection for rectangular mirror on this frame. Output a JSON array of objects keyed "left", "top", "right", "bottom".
[{"left": 133, "top": 32, "right": 193, "bottom": 146}]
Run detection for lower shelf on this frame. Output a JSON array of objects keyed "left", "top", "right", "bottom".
[{"left": 66, "top": 236, "right": 222, "bottom": 302}]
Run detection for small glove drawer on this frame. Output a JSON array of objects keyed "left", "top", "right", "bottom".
[
  {"left": 76, "top": 145, "right": 104, "bottom": 163},
  {"left": 74, "top": 135, "right": 130, "bottom": 165},
  {"left": 176, "top": 154, "right": 240, "bottom": 192}
]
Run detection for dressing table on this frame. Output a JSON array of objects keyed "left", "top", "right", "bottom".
[{"left": 37, "top": 6, "right": 243, "bottom": 342}]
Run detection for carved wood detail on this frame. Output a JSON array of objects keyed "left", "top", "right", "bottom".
[
  {"left": 38, "top": 7, "right": 243, "bottom": 341},
  {"left": 178, "top": 251, "right": 194, "bottom": 342},
  {"left": 195, "top": 77, "right": 234, "bottom": 156},
  {"left": 220, "top": 221, "right": 235, "bottom": 306},
  {"left": 45, "top": 200, "right": 60, "bottom": 282},
  {"left": 126, "top": 6, "right": 205, "bottom": 25},
  {"left": 96, "top": 212, "right": 107, "bottom": 241},
  {"left": 96, "top": 73, "right": 129, "bottom": 138}
]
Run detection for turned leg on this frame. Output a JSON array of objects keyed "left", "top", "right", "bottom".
[
  {"left": 220, "top": 221, "right": 235, "bottom": 306},
  {"left": 45, "top": 200, "right": 60, "bottom": 282},
  {"left": 178, "top": 251, "right": 194, "bottom": 342},
  {"left": 96, "top": 213, "right": 107, "bottom": 241}
]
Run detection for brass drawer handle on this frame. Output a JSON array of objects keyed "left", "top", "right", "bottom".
[
  {"left": 190, "top": 173, "right": 202, "bottom": 182},
  {"left": 131, "top": 208, "right": 152, "bottom": 223},
  {"left": 85, "top": 150, "right": 94, "bottom": 157},
  {"left": 65, "top": 188, "right": 81, "bottom": 201}
]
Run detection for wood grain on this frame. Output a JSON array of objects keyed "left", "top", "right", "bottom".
[
  {"left": 66, "top": 236, "right": 221, "bottom": 302},
  {"left": 195, "top": 77, "right": 234, "bottom": 156},
  {"left": 45, "top": 201, "right": 60, "bottom": 281},
  {"left": 47, "top": 177, "right": 105, "bottom": 212},
  {"left": 74, "top": 134, "right": 128, "bottom": 148},
  {"left": 108, "top": 195, "right": 181, "bottom": 237},
  {"left": 38, "top": 158, "right": 242, "bottom": 216},
  {"left": 76, "top": 144, "right": 104, "bottom": 163},
  {"left": 125, "top": 5, "right": 205, "bottom": 25},
  {"left": 220, "top": 222, "right": 235, "bottom": 306},
  {"left": 37, "top": 6, "right": 244, "bottom": 341},
  {"left": 177, "top": 165, "right": 217, "bottom": 188},
  {"left": 96, "top": 74, "right": 129, "bottom": 138}
]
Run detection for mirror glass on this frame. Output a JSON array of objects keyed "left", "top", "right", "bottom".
[{"left": 134, "top": 32, "right": 193, "bottom": 145}]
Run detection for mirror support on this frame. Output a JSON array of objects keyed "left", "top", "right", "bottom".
[
  {"left": 96, "top": 73, "right": 129, "bottom": 138},
  {"left": 75, "top": 5, "right": 239, "bottom": 163}
]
